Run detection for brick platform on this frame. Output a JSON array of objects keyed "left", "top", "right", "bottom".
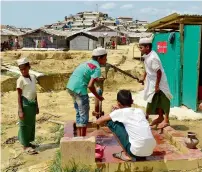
[{"left": 61, "top": 121, "right": 202, "bottom": 172}]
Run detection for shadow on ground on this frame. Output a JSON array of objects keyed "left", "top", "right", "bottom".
[
  {"left": 36, "top": 143, "right": 59, "bottom": 152},
  {"left": 171, "top": 125, "right": 189, "bottom": 131}
]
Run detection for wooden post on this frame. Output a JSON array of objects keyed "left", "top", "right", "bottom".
[
  {"left": 116, "top": 32, "right": 118, "bottom": 50},
  {"left": 133, "top": 45, "right": 134, "bottom": 59},
  {"left": 197, "top": 26, "right": 202, "bottom": 108},
  {"left": 88, "top": 38, "right": 89, "bottom": 50},
  {"left": 180, "top": 23, "right": 184, "bottom": 106},
  {"left": 56, "top": 36, "right": 58, "bottom": 49}
]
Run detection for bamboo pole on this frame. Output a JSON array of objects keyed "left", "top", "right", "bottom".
[
  {"left": 106, "top": 63, "right": 140, "bottom": 81},
  {"left": 116, "top": 36, "right": 117, "bottom": 49},
  {"left": 179, "top": 23, "right": 184, "bottom": 105}
]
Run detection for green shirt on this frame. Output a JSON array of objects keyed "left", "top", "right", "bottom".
[{"left": 67, "top": 60, "right": 101, "bottom": 95}]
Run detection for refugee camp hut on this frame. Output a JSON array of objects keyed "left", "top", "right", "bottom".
[
  {"left": 1, "top": 28, "right": 23, "bottom": 46},
  {"left": 147, "top": 13, "right": 202, "bottom": 111},
  {"left": 21, "top": 28, "right": 71, "bottom": 49},
  {"left": 67, "top": 31, "right": 98, "bottom": 50},
  {"left": 127, "top": 32, "right": 152, "bottom": 43},
  {"left": 88, "top": 25, "right": 124, "bottom": 48}
]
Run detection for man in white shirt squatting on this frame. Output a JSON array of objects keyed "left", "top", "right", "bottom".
[
  {"left": 96, "top": 90, "right": 156, "bottom": 161},
  {"left": 138, "top": 37, "right": 173, "bottom": 129}
]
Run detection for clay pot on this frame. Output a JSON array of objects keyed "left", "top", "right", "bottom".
[{"left": 184, "top": 132, "right": 199, "bottom": 149}]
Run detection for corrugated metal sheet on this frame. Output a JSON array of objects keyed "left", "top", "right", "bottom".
[
  {"left": 43, "top": 29, "right": 72, "bottom": 37},
  {"left": 70, "top": 35, "right": 89, "bottom": 50},
  {"left": 182, "top": 25, "right": 201, "bottom": 111},
  {"left": 108, "top": 26, "right": 118, "bottom": 30},
  {"left": 22, "top": 28, "right": 72, "bottom": 37},
  {"left": 22, "top": 26, "right": 150, "bottom": 40},
  {"left": 72, "top": 25, "right": 126, "bottom": 36},
  {"left": 67, "top": 31, "right": 98, "bottom": 41},
  {"left": 128, "top": 28, "right": 147, "bottom": 32},
  {"left": 147, "top": 13, "right": 179, "bottom": 29},
  {"left": 89, "top": 39, "right": 96, "bottom": 50},
  {"left": 90, "top": 31, "right": 118, "bottom": 37},
  {"left": 102, "top": 20, "right": 116, "bottom": 23},
  {"left": 127, "top": 32, "right": 152, "bottom": 38},
  {"left": 179, "top": 13, "right": 202, "bottom": 17},
  {"left": 89, "top": 25, "right": 118, "bottom": 32},
  {"left": 1, "top": 29, "right": 23, "bottom": 36},
  {"left": 71, "top": 27, "right": 83, "bottom": 31},
  {"left": 118, "top": 17, "right": 132, "bottom": 19},
  {"left": 71, "top": 23, "right": 83, "bottom": 26},
  {"left": 152, "top": 32, "right": 181, "bottom": 107},
  {"left": 147, "top": 13, "right": 202, "bottom": 30}
]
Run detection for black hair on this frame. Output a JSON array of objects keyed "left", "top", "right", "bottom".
[
  {"left": 92, "top": 54, "right": 107, "bottom": 61},
  {"left": 117, "top": 90, "right": 133, "bottom": 106},
  {"left": 141, "top": 43, "right": 152, "bottom": 50},
  {"left": 26, "top": 62, "right": 30, "bottom": 67}
]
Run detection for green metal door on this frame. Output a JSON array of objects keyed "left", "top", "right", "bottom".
[
  {"left": 182, "top": 25, "right": 201, "bottom": 111},
  {"left": 152, "top": 32, "right": 181, "bottom": 107}
]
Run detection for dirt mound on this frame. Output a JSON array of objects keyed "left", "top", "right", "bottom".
[
  {"left": 1, "top": 76, "right": 17, "bottom": 92},
  {"left": 27, "top": 53, "right": 47, "bottom": 60},
  {"left": 1, "top": 75, "right": 55, "bottom": 93},
  {"left": 1, "top": 51, "right": 92, "bottom": 74},
  {"left": 1, "top": 50, "right": 91, "bottom": 61},
  {"left": 131, "top": 61, "right": 145, "bottom": 79},
  {"left": 102, "top": 69, "right": 142, "bottom": 93},
  {"left": 69, "top": 51, "right": 92, "bottom": 59},
  {"left": 107, "top": 54, "right": 125, "bottom": 66},
  {"left": 2, "top": 52, "right": 21, "bottom": 60},
  {"left": 50, "top": 53, "right": 72, "bottom": 60},
  {"left": 38, "top": 73, "right": 71, "bottom": 91},
  {"left": 1, "top": 47, "right": 143, "bottom": 92},
  {"left": 30, "top": 59, "right": 80, "bottom": 73}
]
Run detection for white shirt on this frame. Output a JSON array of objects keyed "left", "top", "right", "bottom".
[
  {"left": 110, "top": 108, "right": 156, "bottom": 156},
  {"left": 143, "top": 50, "right": 173, "bottom": 103},
  {"left": 17, "top": 74, "right": 37, "bottom": 101}
]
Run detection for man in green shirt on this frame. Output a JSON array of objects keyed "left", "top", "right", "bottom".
[{"left": 67, "top": 47, "right": 107, "bottom": 136}]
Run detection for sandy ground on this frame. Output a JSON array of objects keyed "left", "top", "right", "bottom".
[{"left": 1, "top": 45, "right": 202, "bottom": 171}]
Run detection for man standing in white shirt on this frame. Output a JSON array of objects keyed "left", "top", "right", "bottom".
[
  {"left": 96, "top": 90, "right": 156, "bottom": 161},
  {"left": 138, "top": 37, "right": 172, "bottom": 129}
]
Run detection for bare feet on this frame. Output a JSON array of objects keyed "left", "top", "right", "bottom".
[
  {"left": 150, "top": 116, "right": 164, "bottom": 127},
  {"left": 24, "top": 147, "right": 38, "bottom": 155},
  {"left": 157, "top": 121, "right": 170, "bottom": 129},
  {"left": 113, "top": 151, "right": 132, "bottom": 161}
]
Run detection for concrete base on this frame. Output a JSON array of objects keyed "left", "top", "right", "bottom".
[
  {"left": 97, "top": 159, "right": 202, "bottom": 172},
  {"left": 60, "top": 136, "right": 95, "bottom": 169}
]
